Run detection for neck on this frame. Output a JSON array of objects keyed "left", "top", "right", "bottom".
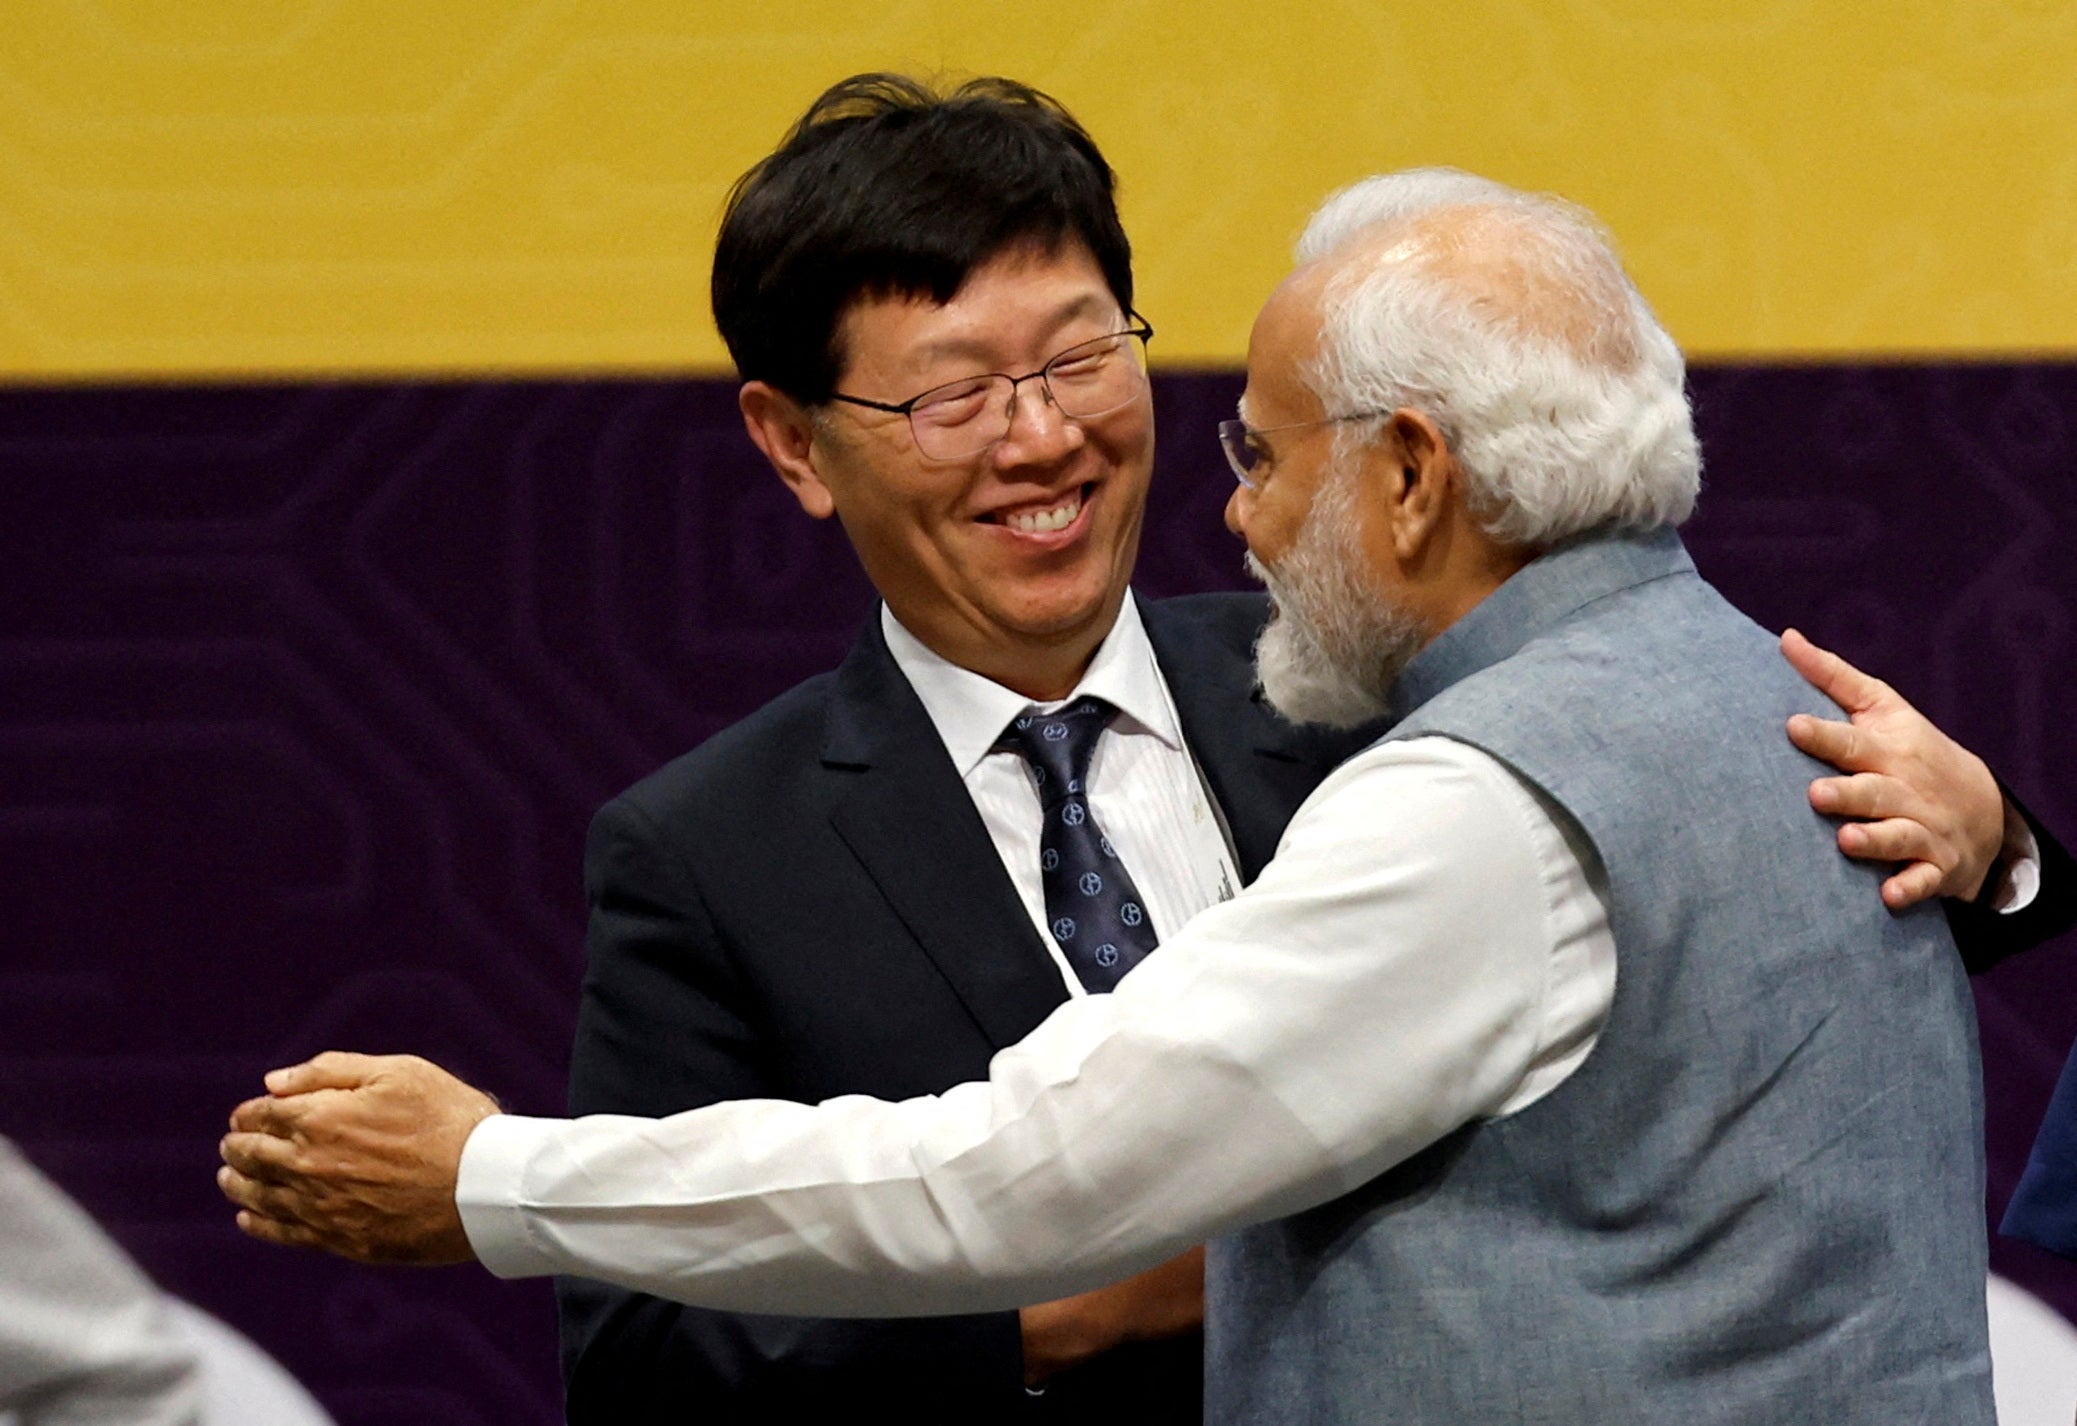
[
  {"left": 981, "top": 651, "right": 1096, "bottom": 703},
  {"left": 1439, "top": 544, "right": 1535, "bottom": 628},
  {"left": 1401, "top": 533, "right": 1536, "bottom": 647},
  {"left": 889, "top": 601, "right": 1122, "bottom": 704}
]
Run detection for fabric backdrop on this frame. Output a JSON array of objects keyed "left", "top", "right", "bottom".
[{"left": 2, "top": 364, "right": 2072, "bottom": 1424}]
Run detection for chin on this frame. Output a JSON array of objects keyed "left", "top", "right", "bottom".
[
  {"left": 1245, "top": 547, "right": 1424, "bottom": 731},
  {"left": 1254, "top": 603, "right": 1398, "bottom": 728},
  {"left": 997, "top": 563, "right": 1129, "bottom": 641}
]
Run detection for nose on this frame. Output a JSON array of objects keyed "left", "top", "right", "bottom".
[
  {"left": 992, "top": 376, "right": 1082, "bottom": 467},
  {"left": 1224, "top": 481, "right": 1252, "bottom": 538}
]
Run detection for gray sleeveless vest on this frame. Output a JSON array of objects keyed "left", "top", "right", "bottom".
[{"left": 1205, "top": 528, "right": 1992, "bottom": 1424}]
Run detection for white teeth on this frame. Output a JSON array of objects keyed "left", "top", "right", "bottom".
[{"left": 1004, "top": 494, "right": 1082, "bottom": 534}]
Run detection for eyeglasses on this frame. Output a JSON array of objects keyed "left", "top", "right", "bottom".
[
  {"left": 1217, "top": 411, "right": 1390, "bottom": 489},
  {"left": 828, "top": 320, "right": 1154, "bottom": 461}
]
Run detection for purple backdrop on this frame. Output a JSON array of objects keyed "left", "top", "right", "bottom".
[{"left": 2, "top": 366, "right": 2072, "bottom": 1423}]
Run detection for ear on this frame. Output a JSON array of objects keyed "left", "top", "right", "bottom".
[
  {"left": 1375, "top": 408, "right": 1457, "bottom": 561},
  {"left": 739, "top": 381, "right": 837, "bottom": 520}
]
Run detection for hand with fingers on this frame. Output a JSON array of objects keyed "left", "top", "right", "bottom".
[
  {"left": 218, "top": 1051, "right": 500, "bottom": 1266},
  {"left": 1020, "top": 1245, "right": 1205, "bottom": 1386},
  {"left": 1780, "top": 628, "right": 2014, "bottom": 910}
]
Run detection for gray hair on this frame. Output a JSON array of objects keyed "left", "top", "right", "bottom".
[{"left": 1295, "top": 169, "right": 1700, "bottom": 548}]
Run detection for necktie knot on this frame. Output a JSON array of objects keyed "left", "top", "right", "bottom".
[{"left": 1001, "top": 696, "right": 1116, "bottom": 801}]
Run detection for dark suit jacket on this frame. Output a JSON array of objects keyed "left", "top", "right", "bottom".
[
  {"left": 1995, "top": 809, "right": 2077, "bottom": 1256},
  {"left": 558, "top": 592, "right": 1359, "bottom": 1425},
  {"left": 1943, "top": 786, "right": 2077, "bottom": 977},
  {"left": 557, "top": 589, "right": 2073, "bottom": 1419}
]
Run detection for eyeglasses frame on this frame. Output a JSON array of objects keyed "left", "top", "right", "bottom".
[
  {"left": 826, "top": 317, "right": 1155, "bottom": 460},
  {"left": 1218, "top": 410, "right": 1394, "bottom": 490}
]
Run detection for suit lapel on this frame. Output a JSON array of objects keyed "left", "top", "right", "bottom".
[{"left": 822, "top": 615, "right": 1070, "bottom": 1050}]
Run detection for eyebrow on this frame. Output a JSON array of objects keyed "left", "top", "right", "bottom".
[{"left": 912, "top": 293, "right": 1119, "bottom": 370}]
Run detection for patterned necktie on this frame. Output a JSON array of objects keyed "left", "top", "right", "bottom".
[{"left": 999, "top": 696, "right": 1159, "bottom": 993}]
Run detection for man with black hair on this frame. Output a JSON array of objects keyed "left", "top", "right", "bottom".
[
  {"left": 219, "top": 75, "right": 2073, "bottom": 1424},
  {"left": 557, "top": 72, "right": 1278, "bottom": 1425}
]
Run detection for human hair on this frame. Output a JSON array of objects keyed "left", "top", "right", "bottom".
[
  {"left": 1295, "top": 169, "right": 1700, "bottom": 548},
  {"left": 712, "top": 73, "right": 1133, "bottom": 404}
]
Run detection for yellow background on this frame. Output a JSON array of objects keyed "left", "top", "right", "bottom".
[{"left": 5, "top": 1, "right": 2075, "bottom": 380}]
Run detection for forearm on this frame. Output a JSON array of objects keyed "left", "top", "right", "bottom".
[
  {"left": 470, "top": 887, "right": 1348, "bottom": 1315},
  {"left": 459, "top": 747, "right": 1561, "bottom": 1317},
  {"left": 462, "top": 1018, "right": 1335, "bottom": 1315}
]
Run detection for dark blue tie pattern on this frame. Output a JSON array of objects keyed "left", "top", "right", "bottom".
[{"left": 1000, "top": 696, "right": 1159, "bottom": 993}]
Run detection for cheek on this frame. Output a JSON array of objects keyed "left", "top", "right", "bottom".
[
  {"left": 823, "top": 488, "right": 958, "bottom": 589},
  {"left": 1240, "top": 488, "right": 1305, "bottom": 566},
  {"left": 822, "top": 459, "right": 965, "bottom": 542},
  {"left": 1086, "top": 401, "right": 1155, "bottom": 480}
]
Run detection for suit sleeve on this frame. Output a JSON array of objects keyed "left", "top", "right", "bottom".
[
  {"left": 2003, "top": 1038, "right": 2077, "bottom": 1258},
  {"left": 1946, "top": 791, "right": 2077, "bottom": 977},
  {"left": 556, "top": 795, "right": 1032, "bottom": 1425}
]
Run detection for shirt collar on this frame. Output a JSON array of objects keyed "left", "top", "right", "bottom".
[{"left": 882, "top": 593, "right": 1185, "bottom": 778}]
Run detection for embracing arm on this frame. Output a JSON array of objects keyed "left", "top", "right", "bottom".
[
  {"left": 1781, "top": 630, "right": 2077, "bottom": 970},
  {"left": 454, "top": 743, "right": 1574, "bottom": 1317}
]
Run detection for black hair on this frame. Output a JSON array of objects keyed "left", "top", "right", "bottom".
[{"left": 711, "top": 73, "right": 1133, "bottom": 403}]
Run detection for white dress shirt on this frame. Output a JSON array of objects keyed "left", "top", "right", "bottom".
[
  {"left": 457, "top": 734, "right": 1618, "bottom": 1316},
  {"left": 881, "top": 594, "right": 1240, "bottom": 994}
]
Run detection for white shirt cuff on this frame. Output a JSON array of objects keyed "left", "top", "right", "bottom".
[
  {"left": 1993, "top": 811, "right": 2041, "bottom": 914},
  {"left": 456, "top": 1113, "right": 557, "bottom": 1280}
]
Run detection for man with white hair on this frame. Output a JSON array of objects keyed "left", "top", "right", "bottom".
[
  {"left": 1196, "top": 172, "right": 1991, "bottom": 1419},
  {"left": 220, "top": 170, "right": 1999, "bottom": 1421}
]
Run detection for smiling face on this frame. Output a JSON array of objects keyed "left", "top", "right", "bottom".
[{"left": 746, "top": 240, "right": 1154, "bottom": 699}]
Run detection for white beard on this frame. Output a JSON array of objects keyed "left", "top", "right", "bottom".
[{"left": 1246, "top": 470, "right": 1429, "bottom": 729}]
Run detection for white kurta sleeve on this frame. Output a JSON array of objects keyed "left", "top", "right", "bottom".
[{"left": 455, "top": 738, "right": 1610, "bottom": 1316}]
